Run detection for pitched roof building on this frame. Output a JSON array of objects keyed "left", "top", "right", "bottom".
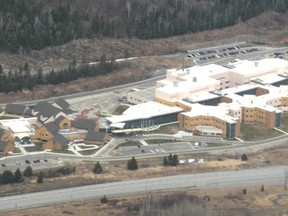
[
  {"left": 72, "top": 118, "right": 96, "bottom": 130},
  {"left": 5, "top": 104, "right": 31, "bottom": 116},
  {"left": 85, "top": 130, "right": 109, "bottom": 144},
  {"left": 43, "top": 133, "right": 69, "bottom": 150},
  {"left": 0, "top": 140, "right": 15, "bottom": 154},
  {"left": 53, "top": 98, "right": 70, "bottom": 110}
]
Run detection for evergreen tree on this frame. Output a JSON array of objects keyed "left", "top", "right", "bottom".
[
  {"left": 1, "top": 170, "right": 15, "bottom": 184},
  {"left": 164, "top": 154, "right": 179, "bottom": 166},
  {"left": 261, "top": 184, "right": 265, "bottom": 192},
  {"left": 37, "top": 172, "right": 44, "bottom": 184},
  {"left": 163, "top": 156, "right": 168, "bottom": 166},
  {"left": 14, "top": 168, "right": 23, "bottom": 183},
  {"left": 127, "top": 156, "right": 138, "bottom": 170},
  {"left": 0, "top": 64, "right": 3, "bottom": 76},
  {"left": 241, "top": 154, "right": 248, "bottom": 161},
  {"left": 37, "top": 68, "right": 44, "bottom": 84},
  {"left": 23, "top": 166, "right": 33, "bottom": 177},
  {"left": 168, "top": 154, "right": 173, "bottom": 164},
  {"left": 93, "top": 161, "right": 103, "bottom": 174},
  {"left": 171, "top": 154, "right": 179, "bottom": 166}
]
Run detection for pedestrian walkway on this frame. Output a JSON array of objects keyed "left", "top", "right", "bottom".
[
  {"left": 234, "top": 137, "right": 244, "bottom": 142},
  {"left": 14, "top": 142, "right": 27, "bottom": 155},
  {"left": 139, "top": 140, "right": 149, "bottom": 146},
  {"left": 273, "top": 127, "right": 288, "bottom": 134}
]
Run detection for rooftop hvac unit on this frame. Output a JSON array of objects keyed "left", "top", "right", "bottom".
[
  {"left": 193, "top": 77, "right": 197, "bottom": 82},
  {"left": 173, "top": 81, "right": 179, "bottom": 87}
]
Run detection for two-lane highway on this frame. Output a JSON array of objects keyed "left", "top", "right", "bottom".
[{"left": 0, "top": 165, "right": 287, "bottom": 211}]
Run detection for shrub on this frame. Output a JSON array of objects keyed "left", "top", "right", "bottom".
[
  {"left": 243, "top": 188, "right": 247, "bottom": 195},
  {"left": 100, "top": 195, "right": 108, "bottom": 204},
  {"left": 241, "top": 154, "right": 248, "bottom": 161}
]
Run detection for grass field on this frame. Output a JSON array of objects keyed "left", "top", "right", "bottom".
[
  {"left": 115, "top": 140, "right": 142, "bottom": 149},
  {"left": 112, "top": 104, "right": 130, "bottom": 115},
  {"left": 145, "top": 139, "right": 182, "bottom": 144},
  {"left": 239, "top": 124, "right": 283, "bottom": 141},
  {"left": 24, "top": 141, "right": 44, "bottom": 152},
  {"left": 280, "top": 113, "right": 288, "bottom": 132},
  {"left": 0, "top": 115, "right": 20, "bottom": 120},
  {"left": 150, "top": 123, "right": 179, "bottom": 134}
]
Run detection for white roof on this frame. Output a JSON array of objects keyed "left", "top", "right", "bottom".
[
  {"left": 0, "top": 118, "right": 36, "bottom": 135},
  {"left": 106, "top": 101, "right": 182, "bottom": 123},
  {"left": 110, "top": 123, "right": 125, "bottom": 129},
  {"left": 181, "top": 103, "right": 237, "bottom": 124},
  {"left": 230, "top": 58, "right": 288, "bottom": 76}
]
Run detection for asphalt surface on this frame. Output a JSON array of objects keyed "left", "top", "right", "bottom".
[{"left": 0, "top": 165, "right": 287, "bottom": 211}]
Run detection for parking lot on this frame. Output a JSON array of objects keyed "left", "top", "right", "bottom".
[
  {"left": 115, "top": 141, "right": 195, "bottom": 156},
  {"left": 186, "top": 43, "right": 260, "bottom": 62},
  {"left": 0, "top": 155, "right": 64, "bottom": 173}
]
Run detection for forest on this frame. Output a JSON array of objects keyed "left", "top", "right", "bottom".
[
  {"left": 0, "top": 0, "right": 287, "bottom": 53},
  {"left": 0, "top": 56, "right": 120, "bottom": 93}
]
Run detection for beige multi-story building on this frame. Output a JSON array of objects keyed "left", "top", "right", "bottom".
[{"left": 155, "top": 58, "right": 288, "bottom": 138}]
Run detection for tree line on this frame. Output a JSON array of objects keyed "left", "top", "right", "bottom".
[
  {"left": 0, "top": 0, "right": 287, "bottom": 53},
  {"left": 0, "top": 56, "right": 120, "bottom": 93},
  {"left": 0, "top": 165, "right": 76, "bottom": 186}
]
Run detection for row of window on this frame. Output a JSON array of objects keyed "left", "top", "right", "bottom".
[{"left": 185, "top": 118, "right": 225, "bottom": 126}]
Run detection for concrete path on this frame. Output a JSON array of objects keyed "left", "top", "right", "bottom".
[{"left": 273, "top": 127, "right": 288, "bottom": 134}]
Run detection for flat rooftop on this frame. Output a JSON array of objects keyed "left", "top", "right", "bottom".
[
  {"left": 128, "top": 87, "right": 155, "bottom": 101},
  {"left": 0, "top": 118, "right": 36, "bottom": 135}
]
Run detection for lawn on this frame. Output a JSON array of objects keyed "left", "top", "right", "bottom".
[
  {"left": 80, "top": 149, "right": 99, "bottom": 155},
  {"left": 115, "top": 140, "right": 142, "bottom": 149},
  {"left": 112, "top": 104, "right": 130, "bottom": 115},
  {"left": 0, "top": 115, "right": 20, "bottom": 120},
  {"left": 206, "top": 143, "right": 231, "bottom": 147},
  {"left": 145, "top": 139, "right": 182, "bottom": 144},
  {"left": 239, "top": 124, "right": 283, "bottom": 141},
  {"left": 150, "top": 123, "right": 179, "bottom": 134},
  {"left": 280, "top": 113, "right": 288, "bottom": 132},
  {"left": 24, "top": 141, "right": 44, "bottom": 152}
]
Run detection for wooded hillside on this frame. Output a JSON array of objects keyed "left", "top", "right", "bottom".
[{"left": 0, "top": 0, "right": 287, "bottom": 53}]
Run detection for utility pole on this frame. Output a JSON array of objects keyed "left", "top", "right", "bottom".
[{"left": 285, "top": 169, "right": 288, "bottom": 191}]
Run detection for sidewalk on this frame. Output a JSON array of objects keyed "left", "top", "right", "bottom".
[{"left": 273, "top": 127, "right": 288, "bottom": 134}]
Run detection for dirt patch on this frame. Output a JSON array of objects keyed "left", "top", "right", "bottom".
[
  {"left": 250, "top": 147, "right": 288, "bottom": 165},
  {"left": 204, "top": 159, "right": 246, "bottom": 168}
]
